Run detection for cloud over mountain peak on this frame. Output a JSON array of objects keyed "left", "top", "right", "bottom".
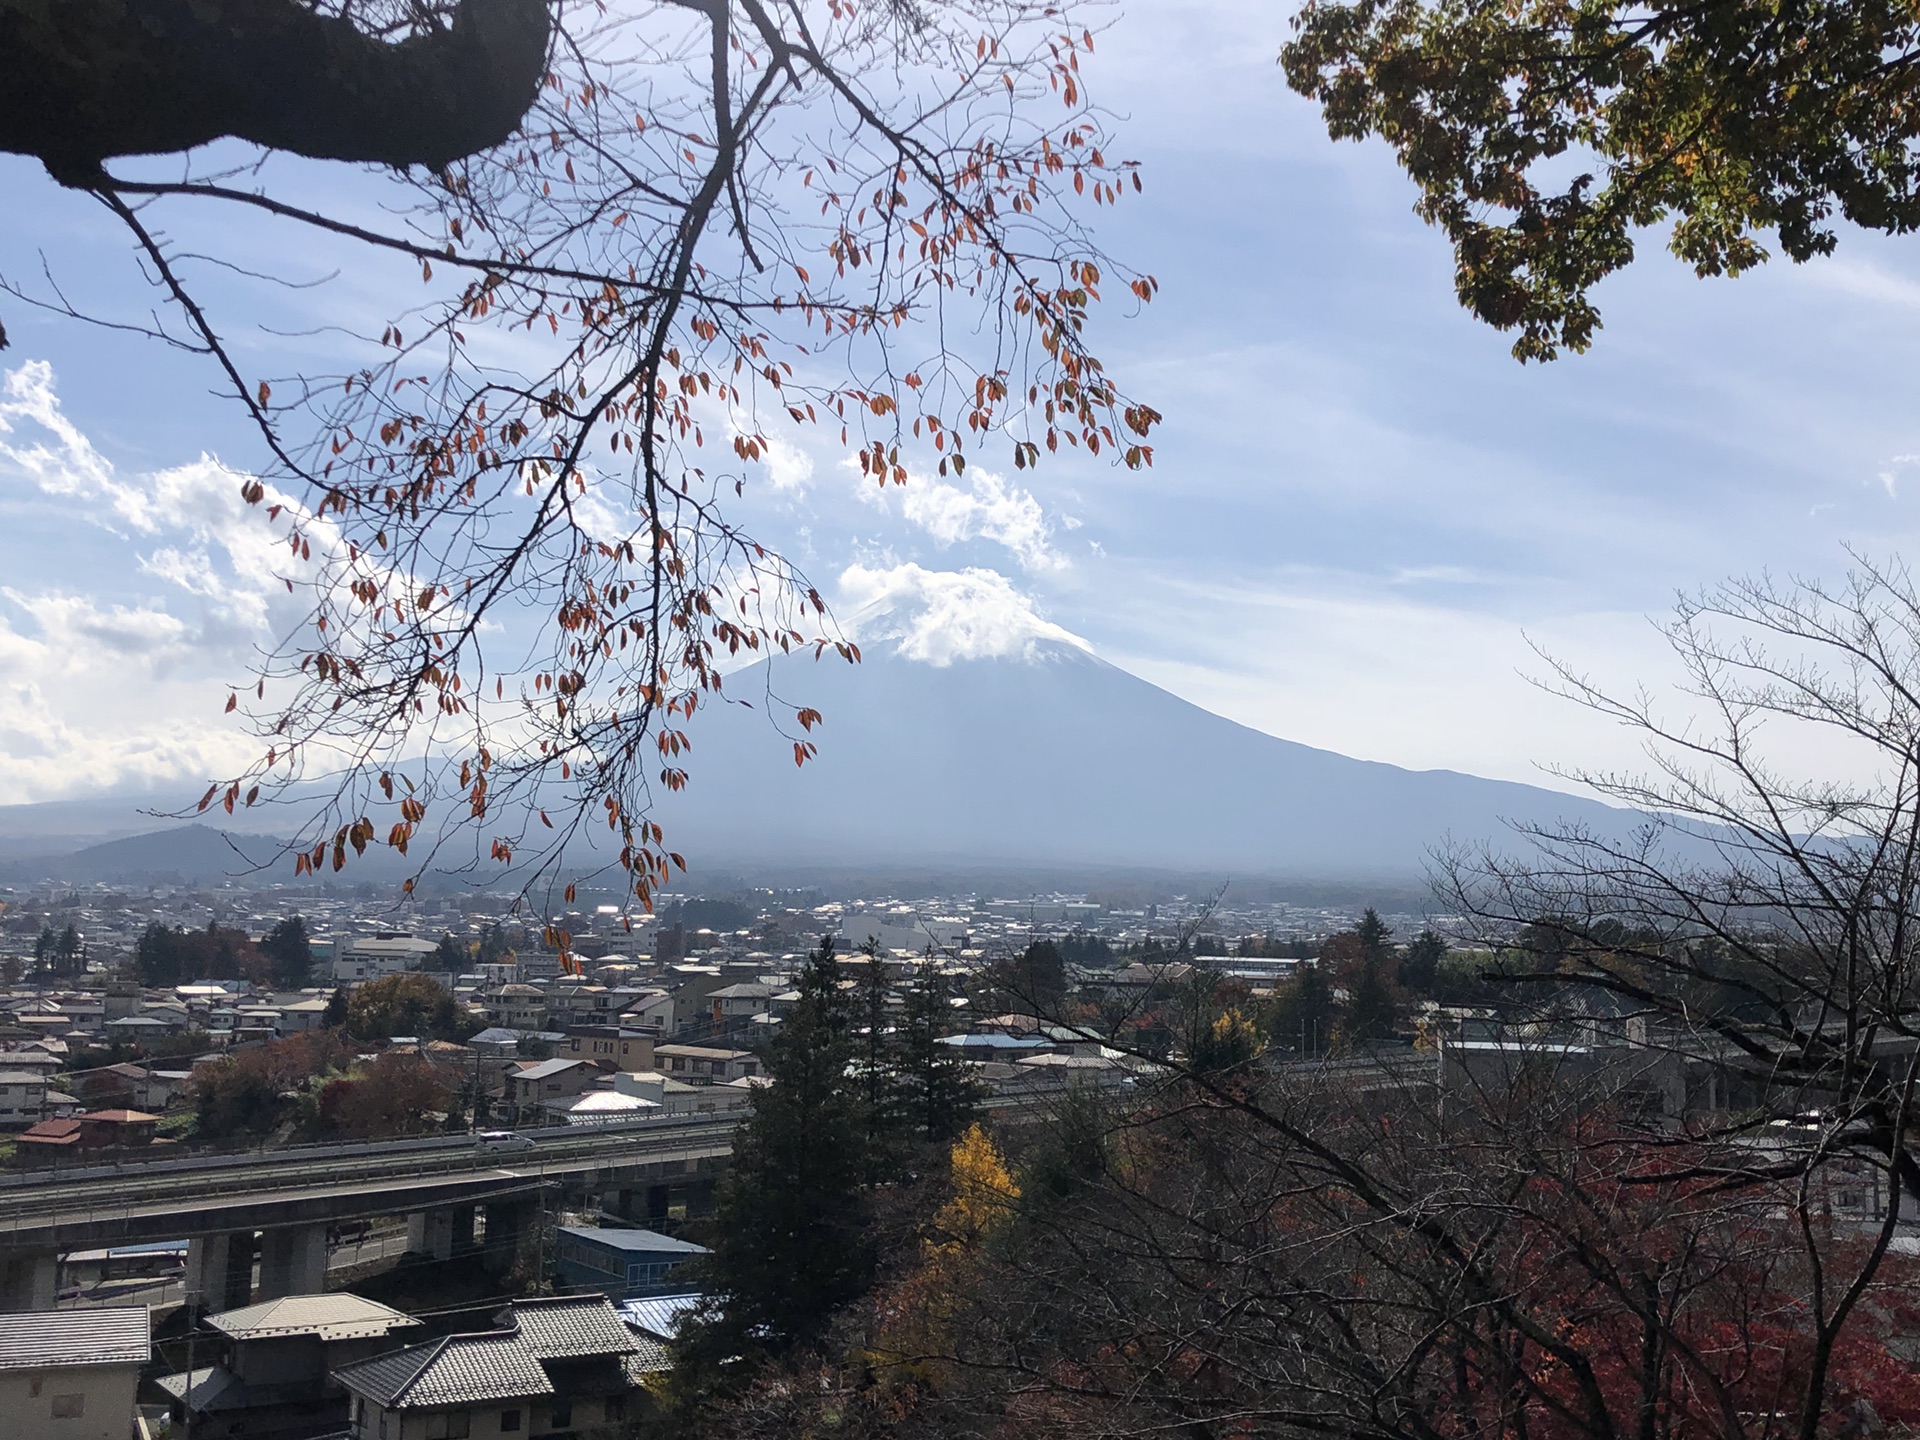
[{"left": 838, "top": 562, "right": 1091, "bottom": 666}]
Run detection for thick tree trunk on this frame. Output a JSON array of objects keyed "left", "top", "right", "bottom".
[{"left": 0, "top": 0, "right": 551, "bottom": 181}]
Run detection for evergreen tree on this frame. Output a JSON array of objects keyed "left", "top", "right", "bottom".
[
  {"left": 897, "top": 964, "right": 984, "bottom": 1144},
  {"left": 1356, "top": 907, "right": 1393, "bottom": 966},
  {"left": 677, "top": 936, "right": 872, "bottom": 1369},
  {"left": 1266, "top": 961, "right": 1338, "bottom": 1055},
  {"left": 432, "top": 931, "right": 469, "bottom": 970},
  {"left": 987, "top": 937, "right": 1067, "bottom": 1014},
  {"left": 1342, "top": 907, "right": 1402, "bottom": 1041},
  {"left": 260, "top": 915, "right": 313, "bottom": 988},
  {"left": 57, "top": 923, "right": 81, "bottom": 977},
  {"left": 134, "top": 921, "right": 183, "bottom": 987},
  {"left": 1399, "top": 928, "right": 1448, "bottom": 994},
  {"left": 1345, "top": 958, "right": 1401, "bottom": 1042},
  {"left": 33, "top": 923, "right": 56, "bottom": 977},
  {"left": 322, "top": 988, "right": 349, "bottom": 1028},
  {"left": 854, "top": 939, "right": 906, "bottom": 1180}
]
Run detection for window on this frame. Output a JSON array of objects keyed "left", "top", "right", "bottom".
[
  {"left": 50, "top": 1394, "right": 85, "bottom": 1419},
  {"left": 550, "top": 1400, "right": 572, "bottom": 1428},
  {"left": 427, "top": 1412, "right": 472, "bottom": 1439},
  {"left": 500, "top": 1408, "right": 522, "bottom": 1433}
]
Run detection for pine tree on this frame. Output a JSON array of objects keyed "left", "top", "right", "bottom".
[
  {"left": 1398, "top": 928, "right": 1447, "bottom": 994},
  {"left": 897, "top": 964, "right": 984, "bottom": 1144},
  {"left": 854, "top": 939, "right": 907, "bottom": 1180},
  {"left": 261, "top": 915, "right": 313, "bottom": 988},
  {"left": 677, "top": 937, "right": 874, "bottom": 1368},
  {"left": 1344, "top": 907, "right": 1401, "bottom": 1041},
  {"left": 1356, "top": 907, "right": 1393, "bottom": 966},
  {"left": 1266, "top": 961, "right": 1338, "bottom": 1055}
]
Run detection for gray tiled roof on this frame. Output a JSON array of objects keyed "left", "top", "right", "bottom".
[
  {"left": 624, "top": 1338, "right": 672, "bottom": 1378},
  {"left": 504, "top": 1296, "right": 638, "bottom": 1359},
  {"left": 335, "top": 1332, "right": 554, "bottom": 1408},
  {"left": 0, "top": 1306, "right": 149, "bottom": 1371}
]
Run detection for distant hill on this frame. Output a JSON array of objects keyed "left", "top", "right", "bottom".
[{"left": 0, "top": 823, "right": 292, "bottom": 887}]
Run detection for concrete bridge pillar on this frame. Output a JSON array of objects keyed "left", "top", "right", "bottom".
[
  {"left": 407, "top": 1206, "right": 475, "bottom": 1262},
  {"left": 407, "top": 1209, "right": 452, "bottom": 1261},
  {"left": 481, "top": 1198, "right": 536, "bottom": 1276},
  {"left": 450, "top": 1203, "right": 475, "bottom": 1259},
  {"left": 186, "top": 1232, "right": 255, "bottom": 1313},
  {"left": 0, "top": 1252, "right": 57, "bottom": 1311},
  {"left": 257, "top": 1224, "right": 328, "bottom": 1299}
]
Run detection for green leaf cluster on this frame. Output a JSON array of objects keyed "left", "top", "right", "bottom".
[{"left": 1284, "top": 0, "right": 1920, "bottom": 357}]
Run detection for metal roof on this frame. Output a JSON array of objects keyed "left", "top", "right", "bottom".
[
  {"left": 155, "top": 1365, "right": 248, "bottom": 1411},
  {"left": 210, "top": 1293, "right": 420, "bottom": 1342},
  {"left": 617, "top": 1292, "right": 703, "bottom": 1341},
  {"left": 558, "top": 1225, "right": 709, "bottom": 1254},
  {"left": 513, "top": 1058, "right": 587, "bottom": 1080},
  {"left": 0, "top": 1306, "right": 149, "bottom": 1371}
]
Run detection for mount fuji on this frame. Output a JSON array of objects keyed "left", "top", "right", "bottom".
[
  {"left": 645, "top": 579, "right": 1641, "bottom": 883},
  {"left": 0, "top": 578, "right": 1649, "bottom": 889}
]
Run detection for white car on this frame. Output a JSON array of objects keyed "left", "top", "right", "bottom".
[{"left": 474, "top": 1130, "right": 537, "bottom": 1153}]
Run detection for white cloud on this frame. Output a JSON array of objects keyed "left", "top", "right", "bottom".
[
  {"left": 0, "top": 360, "right": 317, "bottom": 798},
  {"left": 838, "top": 562, "right": 1090, "bottom": 665},
  {"left": 763, "top": 435, "right": 815, "bottom": 494},
  {"left": 860, "top": 462, "right": 1068, "bottom": 571}
]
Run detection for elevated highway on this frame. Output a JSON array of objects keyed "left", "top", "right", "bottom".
[{"left": 0, "top": 1117, "right": 738, "bottom": 1311}]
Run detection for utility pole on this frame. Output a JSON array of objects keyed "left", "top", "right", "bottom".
[{"left": 182, "top": 1288, "right": 198, "bottom": 1440}]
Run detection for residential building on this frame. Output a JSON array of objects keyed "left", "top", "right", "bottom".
[
  {"left": 506, "top": 1058, "right": 599, "bottom": 1118},
  {"left": 0, "top": 1068, "right": 49, "bottom": 1127},
  {"left": 0, "top": 1305, "right": 150, "bottom": 1440},
  {"left": 331, "top": 935, "right": 442, "bottom": 985},
  {"left": 651, "top": 1044, "right": 757, "bottom": 1084},
  {"left": 334, "top": 1296, "right": 661, "bottom": 1440},
  {"left": 707, "top": 982, "right": 778, "bottom": 1029},
  {"left": 554, "top": 1227, "right": 709, "bottom": 1300},
  {"left": 562, "top": 1027, "right": 655, "bottom": 1073},
  {"left": 156, "top": 1294, "right": 420, "bottom": 1440},
  {"left": 483, "top": 984, "right": 549, "bottom": 1031},
  {"left": 610, "top": 1070, "right": 753, "bottom": 1118},
  {"left": 616, "top": 990, "right": 673, "bottom": 1032},
  {"left": 15, "top": 1109, "right": 162, "bottom": 1161}
]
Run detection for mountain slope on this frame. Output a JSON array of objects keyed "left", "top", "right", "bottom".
[{"left": 650, "top": 638, "right": 1639, "bottom": 881}]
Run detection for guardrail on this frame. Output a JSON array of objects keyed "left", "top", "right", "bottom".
[
  {"left": 0, "top": 1113, "right": 735, "bottom": 1191},
  {"left": 0, "top": 1116, "right": 741, "bottom": 1220}
]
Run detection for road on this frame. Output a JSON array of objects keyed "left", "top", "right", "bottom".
[{"left": 0, "top": 1116, "right": 740, "bottom": 1253}]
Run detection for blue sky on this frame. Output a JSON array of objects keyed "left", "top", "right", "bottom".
[{"left": 5, "top": 0, "right": 1920, "bottom": 809}]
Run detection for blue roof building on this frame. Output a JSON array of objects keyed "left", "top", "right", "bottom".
[{"left": 555, "top": 1227, "right": 708, "bottom": 1300}]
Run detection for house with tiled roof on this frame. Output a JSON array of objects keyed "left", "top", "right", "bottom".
[
  {"left": 333, "top": 1296, "right": 662, "bottom": 1440},
  {"left": 0, "top": 1305, "right": 149, "bottom": 1440},
  {"left": 157, "top": 1293, "right": 420, "bottom": 1440}
]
